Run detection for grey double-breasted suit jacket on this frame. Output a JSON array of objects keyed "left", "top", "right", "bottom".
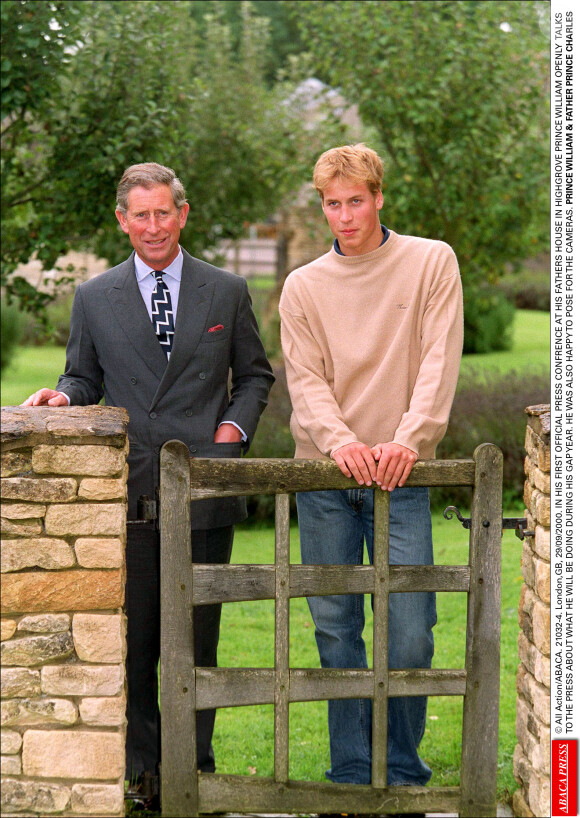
[{"left": 57, "top": 248, "right": 274, "bottom": 529}]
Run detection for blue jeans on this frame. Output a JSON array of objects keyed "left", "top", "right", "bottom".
[{"left": 296, "top": 486, "right": 436, "bottom": 785}]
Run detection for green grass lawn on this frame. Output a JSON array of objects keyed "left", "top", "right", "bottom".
[{"left": 213, "top": 514, "right": 522, "bottom": 802}]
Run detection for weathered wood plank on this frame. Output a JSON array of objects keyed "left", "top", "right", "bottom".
[
  {"left": 189, "top": 457, "right": 475, "bottom": 498},
  {"left": 274, "top": 493, "right": 290, "bottom": 783},
  {"left": 371, "top": 490, "right": 389, "bottom": 788},
  {"left": 159, "top": 440, "right": 198, "bottom": 817},
  {"left": 197, "top": 774, "right": 461, "bottom": 815},
  {"left": 190, "top": 564, "right": 471, "bottom": 604},
  {"left": 459, "top": 443, "right": 503, "bottom": 818},
  {"left": 194, "top": 668, "right": 467, "bottom": 710}
]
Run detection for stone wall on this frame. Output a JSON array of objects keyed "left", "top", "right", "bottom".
[
  {"left": 513, "top": 404, "right": 551, "bottom": 818},
  {"left": 1, "top": 406, "right": 129, "bottom": 817}
]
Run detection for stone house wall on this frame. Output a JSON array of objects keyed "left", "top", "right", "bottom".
[
  {"left": 513, "top": 404, "right": 551, "bottom": 818},
  {"left": 1, "top": 406, "right": 129, "bottom": 818}
]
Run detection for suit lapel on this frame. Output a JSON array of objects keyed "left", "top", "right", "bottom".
[{"left": 105, "top": 255, "right": 168, "bottom": 381}]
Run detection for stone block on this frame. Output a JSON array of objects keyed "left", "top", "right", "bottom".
[
  {"left": 0, "top": 477, "right": 77, "bottom": 503},
  {"left": 1, "top": 632, "right": 74, "bottom": 667},
  {"left": 512, "top": 787, "right": 534, "bottom": 817},
  {"left": 22, "top": 730, "right": 125, "bottom": 780},
  {"left": 1, "top": 450, "right": 32, "bottom": 477},
  {"left": 33, "top": 445, "right": 126, "bottom": 477},
  {"left": 1, "top": 754, "right": 22, "bottom": 775},
  {"left": 524, "top": 425, "right": 550, "bottom": 472},
  {"left": 74, "top": 537, "right": 124, "bottom": 568},
  {"left": 0, "top": 405, "right": 128, "bottom": 448},
  {"left": 72, "top": 614, "right": 125, "bottom": 663},
  {"left": 1, "top": 729, "right": 23, "bottom": 754},
  {"left": 520, "top": 540, "right": 534, "bottom": 589},
  {"left": 44, "top": 503, "right": 126, "bottom": 536},
  {"left": 1, "top": 696, "right": 78, "bottom": 726},
  {"left": 41, "top": 663, "right": 124, "bottom": 697},
  {"left": 513, "top": 742, "right": 531, "bottom": 786},
  {"left": 78, "top": 477, "right": 127, "bottom": 501},
  {"left": 79, "top": 695, "right": 127, "bottom": 726},
  {"left": 528, "top": 772, "right": 550, "bottom": 817},
  {"left": 534, "top": 557, "right": 550, "bottom": 604},
  {"left": 518, "top": 632, "right": 550, "bottom": 688},
  {"left": 533, "top": 491, "right": 550, "bottom": 527},
  {"left": 1, "top": 538, "right": 75, "bottom": 572},
  {"left": 71, "top": 783, "right": 124, "bottom": 816},
  {"left": 532, "top": 524, "right": 550, "bottom": 560},
  {"left": 1, "top": 618, "right": 17, "bottom": 641},
  {"left": 0, "top": 517, "right": 43, "bottom": 536},
  {"left": 1, "top": 569, "right": 124, "bottom": 614},
  {"left": 17, "top": 613, "right": 71, "bottom": 633},
  {"left": 0, "top": 502, "right": 47, "bottom": 519},
  {"left": 1, "top": 667, "right": 41, "bottom": 699},
  {"left": 0, "top": 777, "right": 71, "bottom": 814},
  {"left": 531, "top": 599, "right": 550, "bottom": 655}
]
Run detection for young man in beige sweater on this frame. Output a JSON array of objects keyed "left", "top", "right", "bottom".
[{"left": 280, "top": 144, "right": 463, "bottom": 797}]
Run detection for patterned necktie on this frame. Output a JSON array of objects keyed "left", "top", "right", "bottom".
[{"left": 151, "top": 271, "right": 174, "bottom": 359}]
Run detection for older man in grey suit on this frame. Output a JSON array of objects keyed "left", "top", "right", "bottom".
[{"left": 23, "top": 162, "right": 274, "bottom": 807}]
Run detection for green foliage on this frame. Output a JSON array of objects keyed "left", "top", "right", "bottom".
[
  {"left": 1, "top": 0, "right": 341, "bottom": 318},
  {"left": 463, "top": 285, "right": 516, "bottom": 354},
  {"left": 290, "top": 0, "right": 549, "bottom": 291},
  {"left": 432, "top": 366, "right": 549, "bottom": 509},
  {"left": 498, "top": 265, "right": 550, "bottom": 312},
  {"left": 0, "top": 299, "right": 24, "bottom": 374}
]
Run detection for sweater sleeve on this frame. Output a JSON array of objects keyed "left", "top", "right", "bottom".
[
  {"left": 392, "top": 251, "right": 463, "bottom": 455},
  {"left": 280, "top": 291, "right": 359, "bottom": 457}
]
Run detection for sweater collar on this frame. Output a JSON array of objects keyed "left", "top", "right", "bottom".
[{"left": 333, "top": 225, "right": 389, "bottom": 256}]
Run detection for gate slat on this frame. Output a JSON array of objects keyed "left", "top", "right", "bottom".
[
  {"left": 190, "top": 564, "right": 471, "bottom": 604},
  {"left": 459, "top": 443, "right": 503, "bottom": 817},
  {"left": 274, "top": 493, "right": 291, "bottom": 782},
  {"left": 189, "top": 457, "right": 475, "bottom": 498},
  {"left": 371, "top": 490, "right": 389, "bottom": 788},
  {"left": 160, "top": 440, "right": 197, "bottom": 817},
  {"left": 195, "top": 667, "right": 468, "bottom": 710},
  {"left": 198, "top": 774, "right": 462, "bottom": 815}
]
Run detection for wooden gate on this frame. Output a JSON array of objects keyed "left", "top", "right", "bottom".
[{"left": 159, "top": 441, "right": 503, "bottom": 818}]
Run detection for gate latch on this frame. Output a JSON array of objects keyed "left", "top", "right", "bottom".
[
  {"left": 443, "top": 506, "right": 532, "bottom": 540},
  {"left": 126, "top": 494, "right": 158, "bottom": 526}
]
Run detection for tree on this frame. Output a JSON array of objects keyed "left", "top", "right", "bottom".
[
  {"left": 289, "top": 0, "right": 550, "bottom": 350},
  {"left": 1, "top": 0, "right": 337, "bottom": 327}
]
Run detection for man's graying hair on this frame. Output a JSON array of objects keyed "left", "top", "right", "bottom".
[{"left": 116, "top": 163, "right": 188, "bottom": 214}]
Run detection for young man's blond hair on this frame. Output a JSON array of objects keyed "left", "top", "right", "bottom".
[{"left": 312, "top": 143, "right": 384, "bottom": 198}]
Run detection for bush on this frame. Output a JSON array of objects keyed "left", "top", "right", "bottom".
[
  {"left": 1, "top": 299, "right": 24, "bottom": 374},
  {"left": 463, "top": 285, "right": 516, "bottom": 354},
  {"left": 20, "top": 291, "right": 74, "bottom": 346},
  {"left": 497, "top": 268, "right": 550, "bottom": 312},
  {"left": 431, "top": 367, "right": 550, "bottom": 510}
]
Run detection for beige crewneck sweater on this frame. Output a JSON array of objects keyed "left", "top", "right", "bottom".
[{"left": 279, "top": 230, "right": 463, "bottom": 460}]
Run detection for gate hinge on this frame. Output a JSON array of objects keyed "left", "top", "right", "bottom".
[
  {"left": 443, "top": 506, "right": 532, "bottom": 540},
  {"left": 126, "top": 494, "right": 158, "bottom": 526}
]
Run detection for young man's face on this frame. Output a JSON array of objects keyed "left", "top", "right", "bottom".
[
  {"left": 115, "top": 184, "right": 189, "bottom": 270},
  {"left": 321, "top": 178, "right": 384, "bottom": 257}
]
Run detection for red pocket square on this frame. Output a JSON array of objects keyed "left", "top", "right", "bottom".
[{"left": 208, "top": 324, "right": 224, "bottom": 333}]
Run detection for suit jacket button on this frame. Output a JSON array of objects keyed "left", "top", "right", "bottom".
[
  {"left": 199, "top": 372, "right": 206, "bottom": 380},
  {"left": 189, "top": 446, "right": 197, "bottom": 454},
  {"left": 130, "top": 377, "right": 137, "bottom": 384},
  {"left": 185, "top": 410, "right": 193, "bottom": 417},
  {"left": 149, "top": 412, "right": 157, "bottom": 419}
]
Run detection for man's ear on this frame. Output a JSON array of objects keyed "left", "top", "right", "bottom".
[
  {"left": 178, "top": 202, "right": 190, "bottom": 228},
  {"left": 115, "top": 210, "right": 130, "bottom": 235},
  {"left": 375, "top": 190, "right": 384, "bottom": 210}
]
